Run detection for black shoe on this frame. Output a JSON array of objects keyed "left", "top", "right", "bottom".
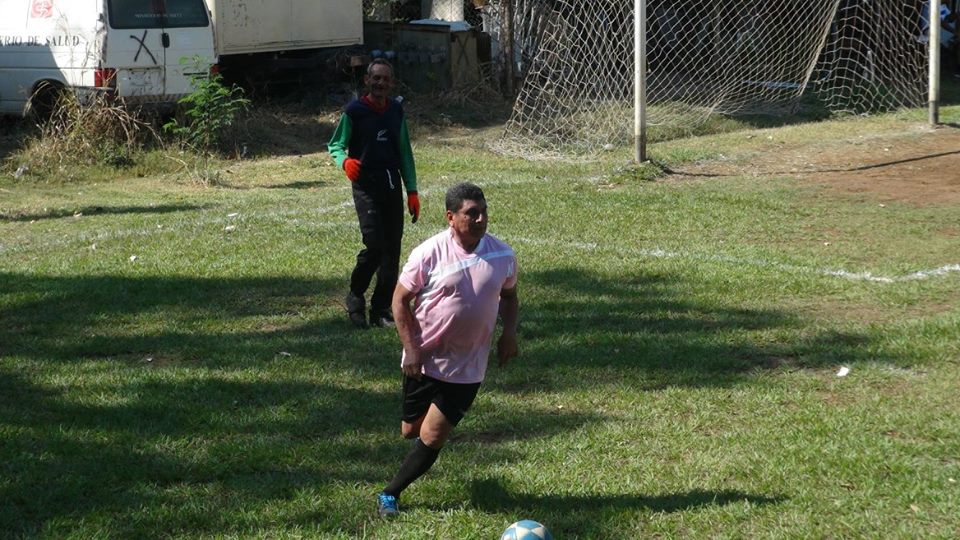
[
  {"left": 369, "top": 309, "right": 396, "bottom": 328},
  {"left": 349, "top": 311, "right": 369, "bottom": 329},
  {"left": 345, "top": 292, "right": 368, "bottom": 329}
]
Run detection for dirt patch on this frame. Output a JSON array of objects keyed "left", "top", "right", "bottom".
[{"left": 669, "top": 125, "right": 960, "bottom": 207}]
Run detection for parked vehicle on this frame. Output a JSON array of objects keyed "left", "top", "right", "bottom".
[
  {"left": 0, "top": 0, "right": 216, "bottom": 117},
  {"left": 203, "top": 0, "right": 363, "bottom": 83}
]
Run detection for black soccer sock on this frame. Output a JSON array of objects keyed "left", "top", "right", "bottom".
[{"left": 383, "top": 438, "right": 442, "bottom": 497}]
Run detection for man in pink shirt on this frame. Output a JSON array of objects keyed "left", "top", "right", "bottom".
[{"left": 376, "top": 182, "right": 519, "bottom": 517}]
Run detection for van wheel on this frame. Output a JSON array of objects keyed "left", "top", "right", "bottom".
[{"left": 28, "top": 81, "right": 66, "bottom": 122}]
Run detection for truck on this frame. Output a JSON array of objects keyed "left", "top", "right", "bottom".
[
  {"left": 203, "top": 0, "right": 363, "bottom": 84},
  {"left": 0, "top": 0, "right": 217, "bottom": 117},
  {"left": 0, "top": 0, "right": 364, "bottom": 117}
]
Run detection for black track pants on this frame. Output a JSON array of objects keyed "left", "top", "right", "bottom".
[{"left": 350, "top": 169, "right": 404, "bottom": 313}]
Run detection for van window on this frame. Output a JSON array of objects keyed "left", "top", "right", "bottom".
[{"left": 108, "top": 0, "right": 209, "bottom": 29}]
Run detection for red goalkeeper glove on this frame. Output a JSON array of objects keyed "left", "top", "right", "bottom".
[
  {"left": 343, "top": 158, "right": 361, "bottom": 182},
  {"left": 407, "top": 192, "right": 420, "bottom": 223}
]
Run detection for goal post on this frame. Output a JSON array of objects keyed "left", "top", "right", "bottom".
[
  {"left": 635, "top": 0, "right": 646, "bottom": 162},
  {"left": 497, "top": 0, "right": 931, "bottom": 159},
  {"left": 930, "top": 0, "right": 941, "bottom": 125}
]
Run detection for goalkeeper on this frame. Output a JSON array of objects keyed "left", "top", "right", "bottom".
[{"left": 328, "top": 59, "right": 420, "bottom": 329}]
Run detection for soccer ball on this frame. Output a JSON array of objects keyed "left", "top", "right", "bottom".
[{"left": 500, "top": 519, "right": 553, "bottom": 540}]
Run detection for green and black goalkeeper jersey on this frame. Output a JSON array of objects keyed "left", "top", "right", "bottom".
[{"left": 328, "top": 95, "right": 417, "bottom": 193}]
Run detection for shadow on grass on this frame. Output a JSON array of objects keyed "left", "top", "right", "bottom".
[
  {"left": 1, "top": 267, "right": 879, "bottom": 389},
  {"left": 0, "top": 263, "right": 892, "bottom": 535},
  {"left": 493, "top": 266, "right": 896, "bottom": 393},
  {"left": 233, "top": 106, "right": 334, "bottom": 158},
  {"left": 263, "top": 179, "right": 329, "bottom": 190},
  {"left": 0, "top": 203, "right": 206, "bottom": 222},
  {"left": 0, "top": 116, "right": 35, "bottom": 164},
  {"left": 0, "top": 273, "right": 369, "bottom": 364},
  {"left": 0, "top": 367, "right": 397, "bottom": 535},
  {"left": 469, "top": 477, "right": 784, "bottom": 538},
  {"left": 665, "top": 146, "right": 960, "bottom": 178},
  {"left": 0, "top": 364, "right": 597, "bottom": 536},
  {"left": 0, "top": 271, "right": 601, "bottom": 535}
]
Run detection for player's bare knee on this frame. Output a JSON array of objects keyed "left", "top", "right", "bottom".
[
  {"left": 419, "top": 432, "right": 446, "bottom": 449},
  {"left": 418, "top": 425, "right": 449, "bottom": 448},
  {"left": 400, "top": 421, "right": 420, "bottom": 439}
]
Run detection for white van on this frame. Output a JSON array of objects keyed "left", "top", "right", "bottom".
[{"left": 0, "top": 0, "right": 216, "bottom": 116}]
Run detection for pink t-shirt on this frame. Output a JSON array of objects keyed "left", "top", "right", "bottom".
[{"left": 398, "top": 229, "right": 518, "bottom": 383}]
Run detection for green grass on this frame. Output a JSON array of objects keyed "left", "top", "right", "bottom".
[{"left": 2, "top": 103, "right": 960, "bottom": 539}]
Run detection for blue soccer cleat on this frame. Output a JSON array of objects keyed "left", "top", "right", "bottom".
[{"left": 377, "top": 492, "right": 399, "bottom": 518}]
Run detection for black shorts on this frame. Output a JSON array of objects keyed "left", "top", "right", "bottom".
[{"left": 402, "top": 375, "right": 481, "bottom": 426}]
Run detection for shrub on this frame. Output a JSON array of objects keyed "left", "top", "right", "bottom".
[
  {"left": 8, "top": 92, "right": 161, "bottom": 182},
  {"left": 164, "top": 56, "right": 250, "bottom": 153}
]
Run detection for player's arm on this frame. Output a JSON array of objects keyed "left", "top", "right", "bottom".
[
  {"left": 327, "top": 113, "right": 352, "bottom": 170},
  {"left": 398, "top": 117, "right": 417, "bottom": 192},
  {"left": 496, "top": 284, "right": 519, "bottom": 367},
  {"left": 392, "top": 282, "right": 423, "bottom": 379},
  {"left": 398, "top": 117, "right": 420, "bottom": 223}
]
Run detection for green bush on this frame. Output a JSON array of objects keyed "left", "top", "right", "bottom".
[{"left": 164, "top": 56, "right": 250, "bottom": 153}]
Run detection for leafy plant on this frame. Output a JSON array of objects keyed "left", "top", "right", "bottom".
[{"left": 163, "top": 56, "right": 249, "bottom": 153}]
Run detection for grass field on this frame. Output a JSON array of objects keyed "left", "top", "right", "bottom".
[{"left": 2, "top": 100, "right": 960, "bottom": 539}]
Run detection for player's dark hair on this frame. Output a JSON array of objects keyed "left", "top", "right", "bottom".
[
  {"left": 367, "top": 58, "right": 394, "bottom": 76},
  {"left": 445, "top": 182, "right": 485, "bottom": 212}
]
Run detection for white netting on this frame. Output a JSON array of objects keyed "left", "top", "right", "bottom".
[{"left": 496, "top": 0, "right": 929, "bottom": 157}]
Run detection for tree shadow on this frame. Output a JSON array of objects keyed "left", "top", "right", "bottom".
[
  {"left": 0, "top": 272, "right": 600, "bottom": 535},
  {"left": 0, "top": 203, "right": 206, "bottom": 222},
  {"left": 0, "top": 262, "right": 893, "bottom": 535},
  {"left": 469, "top": 477, "right": 785, "bottom": 538},
  {"left": 1, "top": 265, "right": 893, "bottom": 385},
  {"left": 0, "top": 273, "right": 358, "bottom": 364},
  {"left": 451, "top": 404, "right": 602, "bottom": 448},
  {"left": 0, "top": 362, "right": 598, "bottom": 536},
  {"left": 262, "top": 179, "right": 329, "bottom": 190},
  {"left": 0, "top": 367, "right": 400, "bottom": 535},
  {"left": 665, "top": 147, "right": 960, "bottom": 178},
  {"left": 493, "top": 266, "right": 896, "bottom": 393}
]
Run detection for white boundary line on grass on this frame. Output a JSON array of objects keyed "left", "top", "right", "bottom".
[
  {"left": 509, "top": 236, "right": 960, "bottom": 284},
  {"left": 0, "top": 201, "right": 357, "bottom": 256},
  {"left": 4, "top": 199, "right": 958, "bottom": 284}
]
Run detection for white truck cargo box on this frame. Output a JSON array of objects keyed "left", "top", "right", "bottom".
[{"left": 205, "top": 0, "right": 362, "bottom": 56}]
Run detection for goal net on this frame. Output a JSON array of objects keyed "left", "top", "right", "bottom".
[{"left": 496, "top": 0, "right": 929, "bottom": 157}]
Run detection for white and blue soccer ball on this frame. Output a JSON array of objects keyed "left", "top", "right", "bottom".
[{"left": 500, "top": 519, "right": 554, "bottom": 540}]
